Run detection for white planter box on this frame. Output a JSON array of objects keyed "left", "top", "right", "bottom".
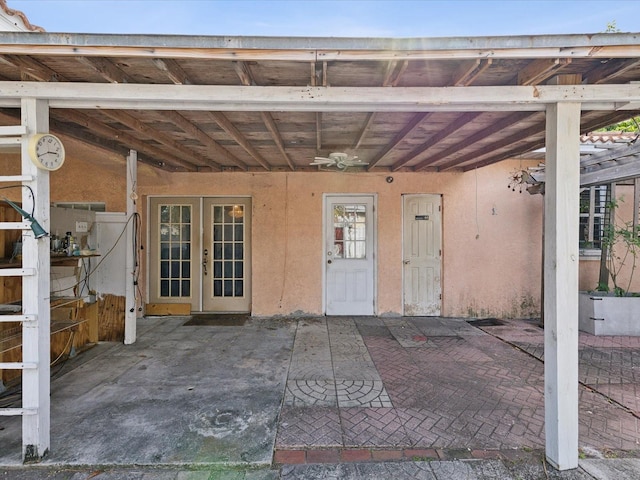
[{"left": 579, "top": 292, "right": 640, "bottom": 335}]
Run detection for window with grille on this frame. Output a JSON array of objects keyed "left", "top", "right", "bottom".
[
  {"left": 332, "top": 204, "right": 367, "bottom": 259},
  {"left": 579, "top": 185, "right": 609, "bottom": 254}
]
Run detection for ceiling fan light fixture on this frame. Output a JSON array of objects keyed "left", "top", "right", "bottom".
[{"left": 310, "top": 152, "right": 369, "bottom": 171}]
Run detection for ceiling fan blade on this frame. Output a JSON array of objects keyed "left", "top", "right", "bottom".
[{"left": 310, "top": 158, "right": 335, "bottom": 165}]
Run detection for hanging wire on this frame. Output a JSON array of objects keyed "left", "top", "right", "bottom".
[{"left": 0, "top": 184, "right": 37, "bottom": 217}]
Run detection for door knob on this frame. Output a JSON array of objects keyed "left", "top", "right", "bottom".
[
  {"left": 403, "top": 260, "right": 410, "bottom": 264},
  {"left": 327, "top": 259, "right": 332, "bottom": 264}
]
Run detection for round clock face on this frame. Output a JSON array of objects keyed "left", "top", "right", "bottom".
[{"left": 28, "top": 133, "right": 65, "bottom": 171}]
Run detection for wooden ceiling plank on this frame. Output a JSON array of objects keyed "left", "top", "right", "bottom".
[
  {"left": 414, "top": 112, "right": 536, "bottom": 170},
  {"left": 453, "top": 59, "right": 493, "bottom": 86},
  {"left": 366, "top": 112, "right": 432, "bottom": 170},
  {"left": 2, "top": 54, "right": 61, "bottom": 81},
  {"left": 518, "top": 58, "right": 571, "bottom": 86},
  {"left": 162, "top": 110, "right": 242, "bottom": 170},
  {"left": 392, "top": 112, "right": 483, "bottom": 171},
  {"left": 585, "top": 58, "right": 640, "bottom": 84},
  {"left": 152, "top": 58, "right": 191, "bottom": 85},
  {"left": 100, "top": 109, "right": 217, "bottom": 168},
  {"left": 77, "top": 56, "right": 133, "bottom": 84},
  {"left": 261, "top": 111, "right": 294, "bottom": 170},
  {"left": 209, "top": 111, "right": 270, "bottom": 170},
  {"left": 60, "top": 109, "right": 199, "bottom": 171}
]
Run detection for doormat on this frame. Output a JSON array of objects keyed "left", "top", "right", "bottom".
[
  {"left": 183, "top": 314, "right": 249, "bottom": 326},
  {"left": 467, "top": 318, "right": 505, "bottom": 327}
]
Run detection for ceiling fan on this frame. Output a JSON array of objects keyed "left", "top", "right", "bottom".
[{"left": 311, "top": 152, "right": 369, "bottom": 171}]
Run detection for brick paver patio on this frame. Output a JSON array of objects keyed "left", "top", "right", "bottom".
[{"left": 275, "top": 317, "right": 640, "bottom": 461}]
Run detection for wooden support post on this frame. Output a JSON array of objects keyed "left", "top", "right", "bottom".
[
  {"left": 124, "top": 150, "right": 137, "bottom": 345},
  {"left": 20, "top": 98, "right": 51, "bottom": 462},
  {"left": 544, "top": 102, "right": 581, "bottom": 470}
]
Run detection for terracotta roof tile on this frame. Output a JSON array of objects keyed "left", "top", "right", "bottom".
[
  {"left": 0, "top": 0, "right": 44, "bottom": 32},
  {"left": 580, "top": 132, "right": 639, "bottom": 144}
]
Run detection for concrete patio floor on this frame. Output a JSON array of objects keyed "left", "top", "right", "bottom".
[{"left": 1, "top": 315, "right": 640, "bottom": 478}]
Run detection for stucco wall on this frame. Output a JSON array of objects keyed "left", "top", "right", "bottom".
[
  {"left": 579, "top": 184, "right": 640, "bottom": 295},
  {"left": 133, "top": 159, "right": 544, "bottom": 318},
  {"left": 2, "top": 147, "right": 546, "bottom": 318}
]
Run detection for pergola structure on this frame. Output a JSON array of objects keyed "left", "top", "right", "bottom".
[{"left": 0, "top": 31, "right": 640, "bottom": 470}]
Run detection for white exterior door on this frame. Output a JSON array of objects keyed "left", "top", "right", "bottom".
[
  {"left": 403, "top": 194, "right": 442, "bottom": 316},
  {"left": 325, "top": 195, "right": 376, "bottom": 315}
]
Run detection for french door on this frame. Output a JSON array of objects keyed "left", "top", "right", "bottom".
[{"left": 149, "top": 197, "right": 251, "bottom": 313}]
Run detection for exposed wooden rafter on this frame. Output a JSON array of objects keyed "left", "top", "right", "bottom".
[
  {"left": 261, "top": 112, "right": 294, "bottom": 170},
  {"left": 152, "top": 58, "right": 191, "bottom": 85},
  {"left": 453, "top": 59, "right": 493, "bottom": 86},
  {"left": 518, "top": 58, "right": 571, "bottom": 86},
  {"left": 458, "top": 111, "right": 639, "bottom": 172},
  {"left": 585, "top": 58, "right": 640, "bottom": 84},
  {"left": 209, "top": 111, "right": 269, "bottom": 170},
  {"left": 61, "top": 109, "right": 199, "bottom": 171},
  {"left": 77, "top": 57, "right": 134, "bottom": 84},
  {"left": 354, "top": 60, "right": 409, "bottom": 154},
  {"left": 99, "top": 109, "right": 218, "bottom": 170},
  {"left": 392, "top": 112, "right": 483, "bottom": 171},
  {"left": 1, "top": 54, "right": 59, "bottom": 81},
  {"left": 367, "top": 113, "right": 432, "bottom": 170},
  {"left": 232, "top": 60, "right": 293, "bottom": 169},
  {"left": 414, "top": 112, "right": 537, "bottom": 171}
]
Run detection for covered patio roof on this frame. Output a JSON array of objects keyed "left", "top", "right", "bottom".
[{"left": 0, "top": 32, "right": 639, "bottom": 171}]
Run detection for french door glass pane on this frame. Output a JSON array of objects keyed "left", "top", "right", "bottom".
[
  {"left": 211, "top": 204, "right": 245, "bottom": 297},
  {"left": 158, "top": 204, "right": 192, "bottom": 298}
]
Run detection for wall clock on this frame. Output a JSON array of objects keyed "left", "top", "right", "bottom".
[{"left": 28, "top": 133, "right": 65, "bottom": 171}]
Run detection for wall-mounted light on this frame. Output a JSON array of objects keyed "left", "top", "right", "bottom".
[
  {"left": 230, "top": 204, "right": 244, "bottom": 219},
  {"left": 2, "top": 197, "right": 48, "bottom": 239}
]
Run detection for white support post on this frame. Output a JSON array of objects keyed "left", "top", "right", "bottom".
[
  {"left": 20, "top": 98, "right": 51, "bottom": 462},
  {"left": 544, "top": 102, "right": 581, "bottom": 470},
  {"left": 124, "top": 149, "right": 137, "bottom": 345}
]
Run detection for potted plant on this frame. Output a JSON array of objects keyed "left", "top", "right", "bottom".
[{"left": 579, "top": 197, "right": 640, "bottom": 335}]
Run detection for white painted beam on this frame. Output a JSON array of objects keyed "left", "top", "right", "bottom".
[
  {"left": 124, "top": 150, "right": 137, "bottom": 345},
  {"left": 20, "top": 97, "right": 51, "bottom": 463},
  {"left": 0, "top": 83, "right": 637, "bottom": 112},
  {"left": 544, "top": 102, "right": 581, "bottom": 471},
  {"left": 0, "top": 32, "right": 639, "bottom": 60}
]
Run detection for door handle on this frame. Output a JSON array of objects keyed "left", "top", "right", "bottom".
[
  {"left": 403, "top": 260, "right": 410, "bottom": 264},
  {"left": 203, "top": 248, "right": 208, "bottom": 276},
  {"left": 327, "top": 259, "right": 332, "bottom": 264}
]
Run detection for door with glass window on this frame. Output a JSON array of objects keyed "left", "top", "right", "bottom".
[
  {"left": 149, "top": 197, "right": 251, "bottom": 313},
  {"left": 325, "top": 195, "right": 376, "bottom": 315},
  {"left": 202, "top": 198, "right": 251, "bottom": 312}
]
